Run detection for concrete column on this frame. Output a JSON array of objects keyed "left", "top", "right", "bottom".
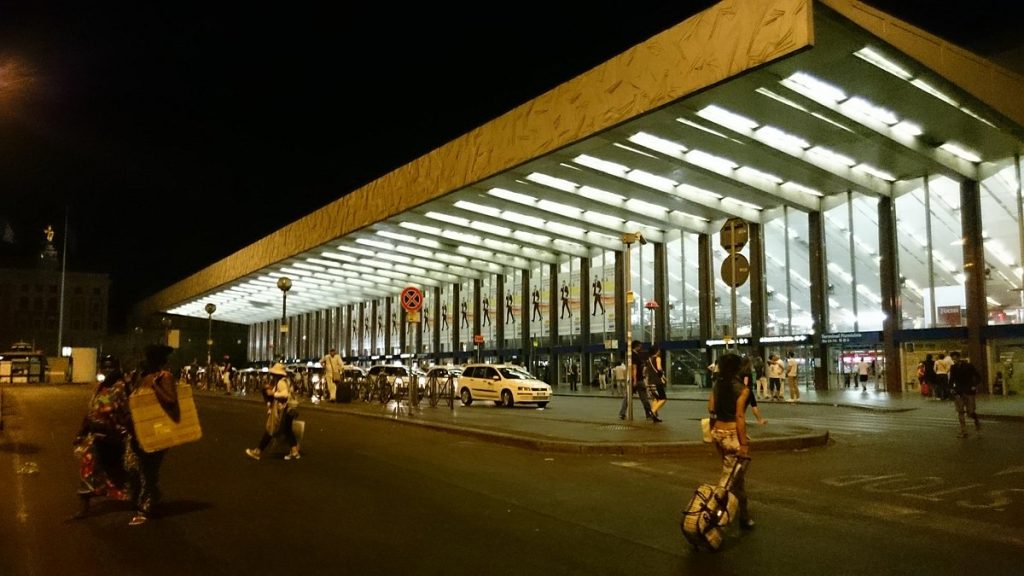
[
  {"left": 877, "top": 195, "right": 903, "bottom": 394},
  {"left": 808, "top": 211, "right": 828, "bottom": 391},
  {"left": 961, "top": 178, "right": 989, "bottom": 386}
]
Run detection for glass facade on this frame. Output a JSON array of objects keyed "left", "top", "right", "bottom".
[
  {"left": 248, "top": 154, "right": 1024, "bottom": 397},
  {"left": 980, "top": 161, "right": 1023, "bottom": 325},
  {"left": 666, "top": 233, "right": 700, "bottom": 340}
]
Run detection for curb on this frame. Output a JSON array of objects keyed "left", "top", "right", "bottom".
[{"left": 277, "top": 396, "right": 834, "bottom": 455}]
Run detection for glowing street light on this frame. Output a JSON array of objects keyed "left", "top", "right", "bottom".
[
  {"left": 204, "top": 303, "right": 217, "bottom": 368},
  {"left": 277, "top": 277, "right": 292, "bottom": 361},
  {"left": 621, "top": 231, "right": 646, "bottom": 422}
]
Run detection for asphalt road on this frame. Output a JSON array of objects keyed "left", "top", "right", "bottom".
[{"left": 2, "top": 385, "right": 1021, "bottom": 576}]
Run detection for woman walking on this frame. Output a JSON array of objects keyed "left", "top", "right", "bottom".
[
  {"left": 646, "top": 343, "right": 668, "bottom": 420},
  {"left": 246, "top": 363, "right": 301, "bottom": 461},
  {"left": 72, "top": 355, "right": 133, "bottom": 519},
  {"left": 706, "top": 352, "right": 755, "bottom": 530}
]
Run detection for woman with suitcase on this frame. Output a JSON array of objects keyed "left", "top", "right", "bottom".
[{"left": 706, "top": 352, "right": 755, "bottom": 530}]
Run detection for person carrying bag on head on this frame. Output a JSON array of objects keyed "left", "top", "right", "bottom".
[{"left": 246, "top": 363, "right": 301, "bottom": 461}]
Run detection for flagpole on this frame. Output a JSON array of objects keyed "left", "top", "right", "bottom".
[{"left": 57, "top": 206, "right": 68, "bottom": 358}]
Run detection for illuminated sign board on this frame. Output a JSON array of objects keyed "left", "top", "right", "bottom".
[{"left": 759, "top": 334, "right": 811, "bottom": 344}]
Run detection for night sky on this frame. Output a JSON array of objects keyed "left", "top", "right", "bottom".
[{"left": 0, "top": 1, "right": 1019, "bottom": 329}]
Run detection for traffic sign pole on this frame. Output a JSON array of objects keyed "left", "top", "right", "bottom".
[{"left": 720, "top": 218, "right": 750, "bottom": 348}]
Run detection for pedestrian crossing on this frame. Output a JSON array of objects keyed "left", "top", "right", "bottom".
[{"left": 775, "top": 412, "right": 963, "bottom": 435}]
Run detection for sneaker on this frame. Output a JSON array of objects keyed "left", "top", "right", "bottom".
[
  {"left": 128, "top": 514, "right": 148, "bottom": 526},
  {"left": 957, "top": 431, "right": 968, "bottom": 438},
  {"left": 284, "top": 452, "right": 301, "bottom": 460},
  {"left": 245, "top": 448, "right": 261, "bottom": 460},
  {"left": 739, "top": 518, "right": 755, "bottom": 530}
]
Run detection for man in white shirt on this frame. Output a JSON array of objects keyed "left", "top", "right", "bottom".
[
  {"left": 786, "top": 352, "right": 800, "bottom": 401},
  {"left": 857, "top": 358, "right": 870, "bottom": 391},
  {"left": 612, "top": 361, "right": 627, "bottom": 391},
  {"left": 766, "top": 354, "right": 785, "bottom": 400},
  {"left": 320, "top": 348, "right": 343, "bottom": 403}
]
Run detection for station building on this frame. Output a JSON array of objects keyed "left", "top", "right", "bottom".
[{"left": 138, "top": 0, "right": 1024, "bottom": 397}]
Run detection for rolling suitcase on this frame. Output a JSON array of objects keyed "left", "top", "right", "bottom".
[{"left": 680, "top": 456, "right": 750, "bottom": 552}]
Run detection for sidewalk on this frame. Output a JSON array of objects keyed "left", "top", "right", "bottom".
[{"left": 196, "top": 385, "right": 1024, "bottom": 456}]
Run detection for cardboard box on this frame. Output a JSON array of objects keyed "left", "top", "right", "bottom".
[{"left": 129, "top": 384, "right": 202, "bottom": 452}]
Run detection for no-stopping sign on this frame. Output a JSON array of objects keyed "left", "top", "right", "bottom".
[{"left": 400, "top": 286, "right": 424, "bottom": 312}]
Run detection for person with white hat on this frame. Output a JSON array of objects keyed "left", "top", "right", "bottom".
[{"left": 245, "top": 363, "right": 300, "bottom": 461}]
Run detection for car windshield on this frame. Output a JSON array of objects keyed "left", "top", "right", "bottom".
[
  {"left": 498, "top": 367, "right": 534, "bottom": 380},
  {"left": 384, "top": 367, "right": 408, "bottom": 376}
]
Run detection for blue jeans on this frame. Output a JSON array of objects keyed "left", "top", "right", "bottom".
[{"left": 619, "top": 383, "right": 652, "bottom": 418}]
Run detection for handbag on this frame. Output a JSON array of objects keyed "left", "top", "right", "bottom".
[{"left": 700, "top": 418, "right": 712, "bottom": 443}]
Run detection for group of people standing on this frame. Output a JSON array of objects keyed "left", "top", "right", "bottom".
[{"left": 72, "top": 344, "right": 179, "bottom": 526}]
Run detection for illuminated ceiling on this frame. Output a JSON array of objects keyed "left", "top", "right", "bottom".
[{"left": 163, "top": 2, "right": 1024, "bottom": 325}]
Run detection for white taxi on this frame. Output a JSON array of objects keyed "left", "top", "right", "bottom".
[{"left": 457, "top": 363, "right": 551, "bottom": 408}]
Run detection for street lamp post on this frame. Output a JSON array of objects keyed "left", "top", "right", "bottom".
[
  {"left": 621, "top": 231, "right": 646, "bottom": 421},
  {"left": 277, "top": 277, "right": 292, "bottom": 362},
  {"left": 160, "top": 317, "right": 172, "bottom": 346},
  {"left": 204, "top": 303, "right": 217, "bottom": 368}
]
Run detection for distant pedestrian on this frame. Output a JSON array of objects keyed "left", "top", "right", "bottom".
[
  {"left": 320, "top": 347, "right": 343, "bottom": 402},
  {"left": 567, "top": 362, "right": 579, "bottom": 391},
  {"left": 766, "top": 354, "right": 784, "bottom": 400},
  {"left": 246, "top": 363, "right": 301, "bottom": 461},
  {"left": 934, "top": 352, "right": 952, "bottom": 400},
  {"left": 752, "top": 355, "right": 767, "bottom": 400},
  {"left": 619, "top": 341, "right": 655, "bottom": 421},
  {"left": 646, "top": 343, "right": 667, "bottom": 419},
  {"left": 221, "top": 356, "right": 234, "bottom": 395},
  {"left": 740, "top": 355, "right": 768, "bottom": 425},
  {"left": 857, "top": 358, "right": 870, "bottom": 391},
  {"left": 597, "top": 367, "right": 607, "bottom": 390},
  {"left": 921, "top": 354, "right": 937, "bottom": 397},
  {"left": 612, "top": 361, "right": 627, "bottom": 391},
  {"left": 785, "top": 352, "right": 800, "bottom": 401},
  {"left": 947, "top": 351, "right": 981, "bottom": 438}
]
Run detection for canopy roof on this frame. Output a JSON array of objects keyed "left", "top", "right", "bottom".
[{"left": 139, "top": 0, "right": 1024, "bottom": 325}]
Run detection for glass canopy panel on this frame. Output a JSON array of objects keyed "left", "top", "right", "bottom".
[
  {"left": 981, "top": 163, "right": 1024, "bottom": 325},
  {"left": 667, "top": 234, "right": 700, "bottom": 340},
  {"left": 786, "top": 209, "right": 813, "bottom": 335},
  {"left": 763, "top": 214, "right": 790, "bottom": 337},
  {"left": 929, "top": 176, "right": 966, "bottom": 327},
  {"left": 851, "top": 194, "right": 882, "bottom": 331},
  {"left": 896, "top": 182, "right": 928, "bottom": 328}
]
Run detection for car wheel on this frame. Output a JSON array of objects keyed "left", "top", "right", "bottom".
[
  {"left": 460, "top": 387, "right": 473, "bottom": 406},
  {"left": 537, "top": 402, "right": 548, "bottom": 408},
  {"left": 501, "top": 389, "right": 514, "bottom": 408}
]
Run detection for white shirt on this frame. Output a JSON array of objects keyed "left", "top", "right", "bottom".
[
  {"left": 786, "top": 357, "right": 798, "bottom": 377},
  {"left": 767, "top": 360, "right": 784, "bottom": 379},
  {"left": 858, "top": 361, "right": 869, "bottom": 376},
  {"left": 321, "top": 353, "right": 343, "bottom": 380}
]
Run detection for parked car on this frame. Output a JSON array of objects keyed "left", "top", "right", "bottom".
[
  {"left": 458, "top": 363, "right": 551, "bottom": 408},
  {"left": 366, "top": 364, "right": 413, "bottom": 401}
]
